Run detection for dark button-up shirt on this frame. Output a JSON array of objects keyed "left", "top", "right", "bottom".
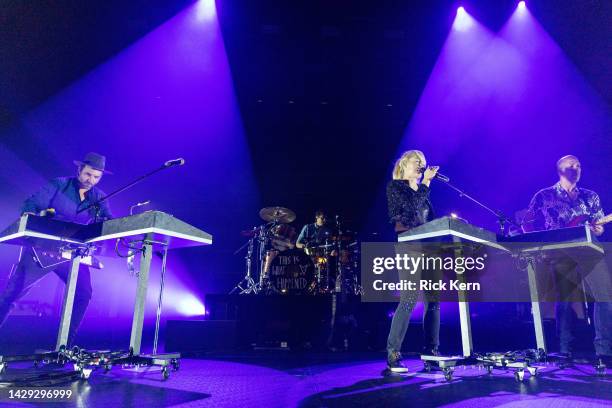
[
  {"left": 22, "top": 177, "right": 112, "bottom": 224},
  {"left": 297, "top": 223, "right": 333, "bottom": 246},
  {"left": 524, "top": 182, "right": 604, "bottom": 231},
  {"left": 387, "top": 180, "right": 434, "bottom": 230}
]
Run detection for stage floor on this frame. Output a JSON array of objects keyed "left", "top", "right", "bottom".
[{"left": 0, "top": 352, "right": 610, "bottom": 407}]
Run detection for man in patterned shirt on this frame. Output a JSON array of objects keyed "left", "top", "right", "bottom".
[{"left": 524, "top": 155, "right": 611, "bottom": 362}]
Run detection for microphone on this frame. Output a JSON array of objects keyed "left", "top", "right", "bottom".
[
  {"left": 418, "top": 166, "right": 450, "bottom": 182},
  {"left": 164, "top": 158, "right": 185, "bottom": 167},
  {"left": 38, "top": 208, "right": 56, "bottom": 217},
  {"left": 129, "top": 200, "right": 151, "bottom": 215}
]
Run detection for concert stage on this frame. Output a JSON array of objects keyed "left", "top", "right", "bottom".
[{"left": 1, "top": 351, "right": 610, "bottom": 407}]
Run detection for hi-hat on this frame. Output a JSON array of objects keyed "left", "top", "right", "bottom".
[{"left": 259, "top": 206, "right": 296, "bottom": 224}]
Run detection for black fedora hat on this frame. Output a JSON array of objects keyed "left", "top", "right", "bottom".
[{"left": 73, "top": 152, "right": 113, "bottom": 175}]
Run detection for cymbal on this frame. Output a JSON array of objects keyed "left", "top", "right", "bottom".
[{"left": 259, "top": 206, "right": 296, "bottom": 223}]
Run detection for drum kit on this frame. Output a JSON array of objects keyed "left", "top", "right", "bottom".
[{"left": 231, "top": 206, "right": 362, "bottom": 295}]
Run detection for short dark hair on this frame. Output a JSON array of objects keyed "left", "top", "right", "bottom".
[{"left": 315, "top": 210, "right": 326, "bottom": 219}]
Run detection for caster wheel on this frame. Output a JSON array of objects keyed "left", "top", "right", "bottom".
[
  {"left": 104, "top": 364, "right": 112, "bottom": 373},
  {"left": 594, "top": 359, "right": 606, "bottom": 376},
  {"left": 486, "top": 365, "right": 493, "bottom": 374},
  {"left": 171, "top": 360, "right": 180, "bottom": 371},
  {"left": 443, "top": 367, "right": 453, "bottom": 381},
  {"left": 0, "top": 363, "right": 7, "bottom": 374},
  {"left": 514, "top": 370, "right": 525, "bottom": 381},
  {"left": 537, "top": 349, "right": 546, "bottom": 361},
  {"left": 79, "top": 368, "right": 92, "bottom": 380},
  {"left": 162, "top": 367, "right": 170, "bottom": 380},
  {"left": 424, "top": 362, "right": 431, "bottom": 372},
  {"left": 527, "top": 367, "right": 538, "bottom": 376}
]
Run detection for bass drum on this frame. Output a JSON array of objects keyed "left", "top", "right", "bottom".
[{"left": 268, "top": 249, "right": 315, "bottom": 294}]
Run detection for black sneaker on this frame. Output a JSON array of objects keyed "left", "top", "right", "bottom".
[
  {"left": 387, "top": 351, "right": 409, "bottom": 373},
  {"left": 421, "top": 347, "right": 440, "bottom": 357},
  {"left": 596, "top": 355, "right": 612, "bottom": 367},
  {"left": 553, "top": 352, "right": 574, "bottom": 367}
]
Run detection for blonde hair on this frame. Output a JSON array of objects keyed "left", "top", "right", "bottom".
[{"left": 392, "top": 150, "right": 426, "bottom": 180}]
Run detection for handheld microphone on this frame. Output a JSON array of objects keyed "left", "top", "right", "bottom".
[
  {"left": 38, "top": 208, "right": 56, "bottom": 217},
  {"left": 164, "top": 158, "right": 185, "bottom": 167},
  {"left": 418, "top": 166, "right": 450, "bottom": 182}
]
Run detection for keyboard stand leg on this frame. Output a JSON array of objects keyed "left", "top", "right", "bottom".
[
  {"left": 129, "top": 239, "right": 153, "bottom": 355},
  {"left": 457, "top": 282, "right": 473, "bottom": 357},
  {"left": 55, "top": 252, "right": 81, "bottom": 351},
  {"left": 527, "top": 257, "right": 547, "bottom": 353},
  {"left": 453, "top": 238, "right": 473, "bottom": 358}
]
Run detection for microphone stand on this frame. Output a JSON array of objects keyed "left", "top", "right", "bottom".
[
  {"left": 77, "top": 163, "right": 182, "bottom": 222},
  {"left": 436, "top": 178, "right": 519, "bottom": 236}
]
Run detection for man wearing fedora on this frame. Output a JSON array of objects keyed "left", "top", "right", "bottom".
[{"left": 0, "top": 152, "right": 113, "bottom": 346}]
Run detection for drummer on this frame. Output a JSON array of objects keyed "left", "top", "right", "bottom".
[{"left": 296, "top": 210, "right": 334, "bottom": 254}]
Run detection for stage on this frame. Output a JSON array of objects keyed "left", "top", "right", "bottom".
[{"left": 1, "top": 351, "right": 610, "bottom": 407}]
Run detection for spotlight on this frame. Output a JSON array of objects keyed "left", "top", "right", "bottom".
[
  {"left": 196, "top": 0, "right": 216, "bottom": 22},
  {"left": 450, "top": 212, "right": 458, "bottom": 219},
  {"left": 176, "top": 295, "right": 206, "bottom": 316},
  {"left": 454, "top": 6, "right": 472, "bottom": 31},
  {"left": 518, "top": 1, "right": 526, "bottom": 10}
]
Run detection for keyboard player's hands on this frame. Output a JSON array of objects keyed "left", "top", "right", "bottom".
[{"left": 589, "top": 223, "right": 604, "bottom": 236}]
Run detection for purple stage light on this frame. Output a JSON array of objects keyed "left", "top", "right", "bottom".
[
  {"left": 518, "top": 1, "right": 526, "bottom": 10},
  {"left": 454, "top": 6, "right": 473, "bottom": 31},
  {"left": 196, "top": 0, "right": 217, "bottom": 22},
  {"left": 176, "top": 295, "right": 206, "bottom": 316}
]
